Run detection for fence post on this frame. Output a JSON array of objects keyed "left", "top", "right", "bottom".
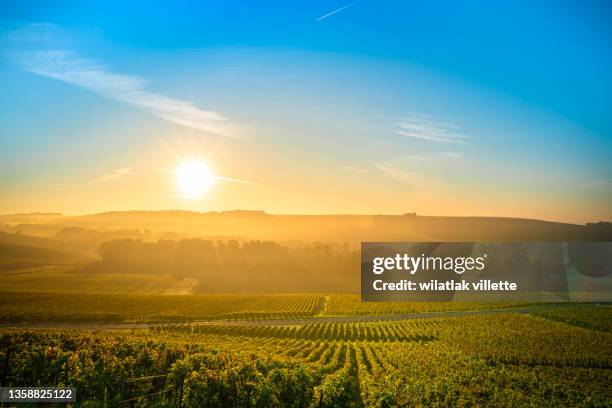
[
  {"left": 120, "top": 377, "right": 126, "bottom": 404},
  {"left": 177, "top": 373, "right": 185, "bottom": 408},
  {"left": 63, "top": 360, "right": 69, "bottom": 385},
  {"left": 1, "top": 349, "right": 10, "bottom": 388}
]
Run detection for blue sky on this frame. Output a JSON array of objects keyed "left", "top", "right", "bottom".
[{"left": 0, "top": 0, "right": 610, "bottom": 222}]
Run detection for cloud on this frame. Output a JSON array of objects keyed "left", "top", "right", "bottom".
[
  {"left": 375, "top": 162, "right": 416, "bottom": 183},
  {"left": 378, "top": 152, "right": 462, "bottom": 168},
  {"left": 581, "top": 180, "right": 612, "bottom": 189},
  {"left": 214, "top": 175, "right": 265, "bottom": 186},
  {"left": 4, "top": 24, "right": 242, "bottom": 139},
  {"left": 404, "top": 152, "right": 463, "bottom": 161},
  {"left": 439, "top": 151, "right": 463, "bottom": 159},
  {"left": 374, "top": 151, "right": 462, "bottom": 188},
  {"left": 375, "top": 159, "right": 445, "bottom": 200},
  {"left": 1, "top": 23, "right": 59, "bottom": 45},
  {"left": 316, "top": 0, "right": 361, "bottom": 21},
  {"left": 155, "top": 167, "right": 264, "bottom": 186},
  {"left": 342, "top": 166, "right": 369, "bottom": 173},
  {"left": 396, "top": 113, "right": 470, "bottom": 143},
  {"left": 90, "top": 167, "right": 136, "bottom": 184}
]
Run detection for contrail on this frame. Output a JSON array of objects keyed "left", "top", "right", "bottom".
[{"left": 316, "top": 0, "right": 361, "bottom": 21}]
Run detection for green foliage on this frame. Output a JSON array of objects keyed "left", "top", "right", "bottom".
[
  {"left": 0, "top": 293, "right": 325, "bottom": 323},
  {"left": 531, "top": 304, "right": 612, "bottom": 332},
  {"left": 0, "top": 292, "right": 542, "bottom": 323},
  {"left": 324, "top": 294, "right": 532, "bottom": 315},
  {"left": 1, "top": 310, "right": 611, "bottom": 407}
]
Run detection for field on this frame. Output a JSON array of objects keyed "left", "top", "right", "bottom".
[
  {"left": 324, "top": 294, "right": 534, "bottom": 315},
  {"left": 0, "top": 216, "right": 610, "bottom": 406},
  {"left": 0, "top": 292, "right": 541, "bottom": 323},
  {"left": 531, "top": 304, "right": 612, "bottom": 332},
  {"left": 1, "top": 310, "right": 611, "bottom": 407},
  {"left": 0, "top": 293, "right": 610, "bottom": 406},
  {"left": 0, "top": 293, "right": 327, "bottom": 322}
]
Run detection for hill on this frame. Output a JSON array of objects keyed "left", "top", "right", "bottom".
[
  {"left": 0, "top": 212, "right": 609, "bottom": 295},
  {"left": 3, "top": 211, "right": 609, "bottom": 243}
]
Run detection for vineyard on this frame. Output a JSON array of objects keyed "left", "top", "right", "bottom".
[
  {"left": 0, "top": 292, "right": 539, "bottom": 323},
  {"left": 0, "top": 293, "right": 326, "bottom": 322},
  {"left": 532, "top": 304, "right": 612, "bottom": 332},
  {"left": 323, "top": 294, "right": 533, "bottom": 315},
  {"left": 1, "top": 311, "right": 610, "bottom": 407}
]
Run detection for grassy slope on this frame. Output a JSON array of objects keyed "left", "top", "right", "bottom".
[{"left": 0, "top": 232, "right": 174, "bottom": 294}]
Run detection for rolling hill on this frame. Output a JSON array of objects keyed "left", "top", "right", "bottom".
[{"left": 0, "top": 212, "right": 609, "bottom": 294}]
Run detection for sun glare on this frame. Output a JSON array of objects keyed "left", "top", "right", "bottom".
[{"left": 175, "top": 160, "right": 215, "bottom": 199}]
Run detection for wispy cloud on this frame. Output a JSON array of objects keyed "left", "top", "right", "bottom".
[
  {"left": 90, "top": 167, "right": 136, "bottom": 184},
  {"left": 374, "top": 158, "right": 445, "bottom": 200},
  {"left": 1, "top": 23, "right": 58, "bottom": 45},
  {"left": 374, "top": 162, "right": 416, "bottom": 183},
  {"left": 374, "top": 151, "right": 463, "bottom": 189},
  {"left": 342, "top": 165, "right": 369, "bottom": 173},
  {"left": 155, "top": 167, "right": 264, "bottom": 186},
  {"left": 581, "top": 180, "right": 612, "bottom": 189},
  {"left": 316, "top": 0, "right": 361, "bottom": 21},
  {"left": 4, "top": 24, "right": 242, "bottom": 139},
  {"left": 214, "top": 175, "right": 265, "bottom": 186},
  {"left": 438, "top": 151, "right": 463, "bottom": 158},
  {"left": 406, "top": 152, "right": 463, "bottom": 161},
  {"left": 396, "top": 113, "right": 470, "bottom": 144}
]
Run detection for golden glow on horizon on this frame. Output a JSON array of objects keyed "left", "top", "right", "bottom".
[{"left": 175, "top": 160, "right": 215, "bottom": 199}]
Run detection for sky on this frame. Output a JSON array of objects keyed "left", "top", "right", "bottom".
[{"left": 0, "top": 0, "right": 610, "bottom": 223}]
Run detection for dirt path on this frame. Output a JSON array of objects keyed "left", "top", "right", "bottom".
[
  {"left": 0, "top": 304, "right": 564, "bottom": 330},
  {"left": 163, "top": 277, "right": 198, "bottom": 295}
]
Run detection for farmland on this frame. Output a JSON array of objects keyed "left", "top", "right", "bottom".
[
  {"left": 0, "top": 293, "right": 326, "bottom": 323},
  {"left": 0, "top": 292, "right": 540, "bottom": 323},
  {"left": 324, "top": 294, "right": 533, "bottom": 315},
  {"left": 531, "top": 304, "right": 612, "bottom": 332},
  {"left": 1, "top": 311, "right": 610, "bottom": 407},
  {"left": 0, "top": 215, "right": 610, "bottom": 406}
]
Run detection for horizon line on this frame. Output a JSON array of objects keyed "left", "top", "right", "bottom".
[{"left": 0, "top": 209, "right": 601, "bottom": 226}]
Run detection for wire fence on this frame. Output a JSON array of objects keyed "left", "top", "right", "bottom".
[
  {"left": 120, "top": 372, "right": 185, "bottom": 407},
  {"left": 1, "top": 347, "right": 188, "bottom": 407}
]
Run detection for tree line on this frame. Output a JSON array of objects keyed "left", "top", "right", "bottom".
[{"left": 96, "top": 239, "right": 359, "bottom": 292}]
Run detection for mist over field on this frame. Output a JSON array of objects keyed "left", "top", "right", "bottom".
[{"left": 1, "top": 211, "right": 610, "bottom": 295}]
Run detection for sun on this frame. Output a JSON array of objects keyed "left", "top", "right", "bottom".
[{"left": 175, "top": 160, "right": 215, "bottom": 199}]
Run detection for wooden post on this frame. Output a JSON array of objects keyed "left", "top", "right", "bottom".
[
  {"left": 1, "top": 349, "right": 10, "bottom": 388},
  {"left": 120, "top": 377, "right": 126, "bottom": 403},
  {"left": 63, "top": 360, "right": 69, "bottom": 385},
  {"left": 177, "top": 373, "right": 185, "bottom": 408}
]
